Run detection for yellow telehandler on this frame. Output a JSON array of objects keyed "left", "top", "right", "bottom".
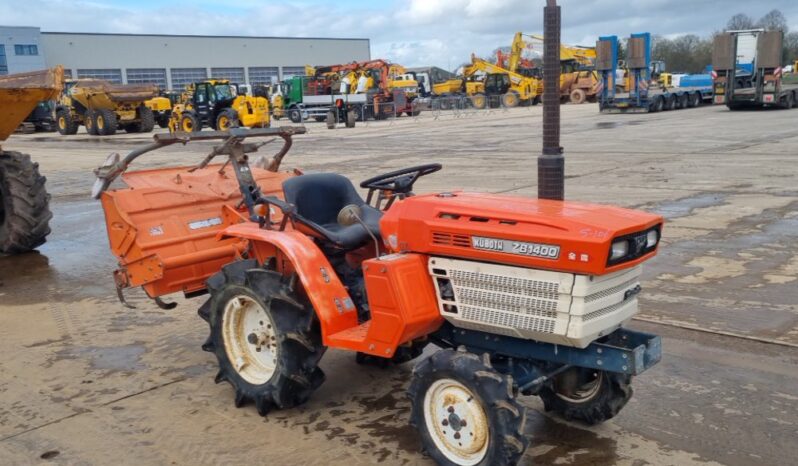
[
  {"left": 0, "top": 67, "right": 62, "bottom": 253},
  {"left": 168, "top": 80, "right": 269, "bottom": 132}
]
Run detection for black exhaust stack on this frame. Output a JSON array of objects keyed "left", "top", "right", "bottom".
[{"left": 538, "top": 0, "right": 564, "bottom": 201}]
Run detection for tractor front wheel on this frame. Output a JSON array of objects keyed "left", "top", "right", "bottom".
[
  {"left": 201, "top": 260, "right": 326, "bottom": 415},
  {"left": 216, "top": 109, "right": 239, "bottom": 131},
  {"left": 179, "top": 113, "right": 200, "bottom": 133},
  {"left": 569, "top": 88, "right": 587, "bottom": 104},
  {"left": 56, "top": 110, "right": 78, "bottom": 135},
  {"left": 538, "top": 368, "right": 632, "bottom": 425},
  {"left": 408, "top": 349, "right": 528, "bottom": 466}
]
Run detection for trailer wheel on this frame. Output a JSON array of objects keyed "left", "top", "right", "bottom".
[
  {"left": 677, "top": 93, "right": 689, "bottom": 109},
  {"left": 569, "top": 88, "right": 587, "bottom": 104},
  {"left": 651, "top": 96, "right": 665, "bottom": 112},
  {"left": 0, "top": 151, "right": 52, "bottom": 254},
  {"left": 688, "top": 92, "right": 701, "bottom": 108},
  {"left": 288, "top": 108, "right": 303, "bottom": 124},
  {"left": 408, "top": 349, "right": 528, "bottom": 466},
  {"left": 782, "top": 92, "right": 795, "bottom": 110},
  {"left": 345, "top": 110, "right": 356, "bottom": 128},
  {"left": 325, "top": 111, "right": 336, "bottom": 129},
  {"left": 55, "top": 109, "right": 78, "bottom": 135},
  {"left": 664, "top": 95, "right": 676, "bottom": 111},
  {"left": 94, "top": 109, "right": 118, "bottom": 136},
  {"left": 538, "top": 368, "right": 632, "bottom": 425},
  {"left": 201, "top": 260, "right": 326, "bottom": 415}
]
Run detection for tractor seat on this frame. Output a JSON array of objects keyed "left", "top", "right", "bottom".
[{"left": 282, "top": 173, "right": 382, "bottom": 250}]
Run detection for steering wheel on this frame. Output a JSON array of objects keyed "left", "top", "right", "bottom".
[{"left": 360, "top": 163, "right": 442, "bottom": 195}]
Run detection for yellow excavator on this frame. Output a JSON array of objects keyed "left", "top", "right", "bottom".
[
  {"left": 504, "top": 32, "right": 600, "bottom": 104},
  {"left": 462, "top": 54, "right": 543, "bottom": 109},
  {"left": 0, "top": 66, "right": 62, "bottom": 253}
]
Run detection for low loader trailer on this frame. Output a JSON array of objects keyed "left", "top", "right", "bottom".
[{"left": 597, "top": 33, "right": 713, "bottom": 114}]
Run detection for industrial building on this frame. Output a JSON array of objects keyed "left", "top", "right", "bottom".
[{"left": 0, "top": 26, "right": 370, "bottom": 89}]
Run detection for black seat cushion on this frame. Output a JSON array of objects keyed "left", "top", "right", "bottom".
[{"left": 282, "top": 173, "right": 382, "bottom": 249}]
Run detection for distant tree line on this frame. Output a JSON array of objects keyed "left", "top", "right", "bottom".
[{"left": 651, "top": 9, "right": 798, "bottom": 73}]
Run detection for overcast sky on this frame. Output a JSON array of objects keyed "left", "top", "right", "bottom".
[{"left": 1, "top": 0, "right": 796, "bottom": 69}]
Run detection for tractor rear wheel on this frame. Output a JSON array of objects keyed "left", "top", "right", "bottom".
[
  {"left": 538, "top": 368, "right": 632, "bottom": 425},
  {"left": 201, "top": 260, "right": 326, "bottom": 415},
  {"left": 95, "top": 109, "right": 118, "bottom": 136},
  {"left": 569, "top": 88, "right": 587, "bottom": 104},
  {"left": 56, "top": 110, "right": 78, "bottom": 135},
  {"left": 0, "top": 151, "right": 52, "bottom": 254},
  {"left": 408, "top": 349, "right": 528, "bottom": 466},
  {"left": 216, "top": 109, "right": 239, "bottom": 131}
]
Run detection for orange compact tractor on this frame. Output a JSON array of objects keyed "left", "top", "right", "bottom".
[{"left": 94, "top": 3, "right": 661, "bottom": 465}]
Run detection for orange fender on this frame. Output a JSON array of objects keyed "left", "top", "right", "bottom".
[{"left": 218, "top": 223, "right": 359, "bottom": 343}]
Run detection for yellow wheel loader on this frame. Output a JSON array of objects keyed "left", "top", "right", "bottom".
[
  {"left": 168, "top": 80, "right": 269, "bottom": 133},
  {"left": 0, "top": 67, "right": 62, "bottom": 253},
  {"left": 56, "top": 79, "right": 160, "bottom": 136}
]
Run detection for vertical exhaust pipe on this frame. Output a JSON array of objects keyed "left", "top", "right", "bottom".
[{"left": 538, "top": 0, "right": 564, "bottom": 200}]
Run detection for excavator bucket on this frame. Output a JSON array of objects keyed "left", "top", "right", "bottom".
[{"left": 0, "top": 66, "right": 64, "bottom": 142}]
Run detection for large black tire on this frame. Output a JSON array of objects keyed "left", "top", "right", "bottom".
[
  {"left": 782, "top": 92, "right": 795, "bottom": 110},
  {"left": 156, "top": 113, "right": 171, "bottom": 129},
  {"left": 200, "top": 260, "right": 326, "bottom": 415},
  {"left": 0, "top": 152, "right": 52, "bottom": 254},
  {"left": 650, "top": 96, "right": 665, "bottom": 113},
  {"left": 325, "top": 111, "right": 336, "bottom": 129},
  {"left": 215, "top": 109, "right": 239, "bottom": 131},
  {"left": 345, "top": 110, "right": 356, "bottom": 128},
  {"left": 664, "top": 95, "right": 677, "bottom": 111},
  {"left": 138, "top": 106, "right": 156, "bottom": 133},
  {"left": 85, "top": 110, "right": 98, "bottom": 135},
  {"left": 470, "top": 94, "right": 487, "bottom": 110},
  {"left": 408, "top": 349, "right": 528, "bottom": 466},
  {"left": 288, "top": 108, "right": 303, "bottom": 124},
  {"left": 179, "top": 113, "right": 200, "bottom": 133},
  {"left": 688, "top": 92, "right": 701, "bottom": 108},
  {"left": 56, "top": 109, "right": 78, "bottom": 135},
  {"left": 538, "top": 369, "right": 632, "bottom": 425},
  {"left": 501, "top": 91, "right": 520, "bottom": 108},
  {"left": 94, "top": 109, "right": 118, "bottom": 136}
]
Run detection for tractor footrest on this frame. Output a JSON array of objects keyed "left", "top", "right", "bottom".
[{"left": 326, "top": 321, "right": 399, "bottom": 359}]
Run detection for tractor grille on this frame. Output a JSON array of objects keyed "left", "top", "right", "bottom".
[
  {"left": 432, "top": 232, "right": 471, "bottom": 248},
  {"left": 429, "top": 257, "right": 642, "bottom": 347}
]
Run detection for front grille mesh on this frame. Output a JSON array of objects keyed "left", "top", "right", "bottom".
[{"left": 450, "top": 269, "right": 560, "bottom": 300}]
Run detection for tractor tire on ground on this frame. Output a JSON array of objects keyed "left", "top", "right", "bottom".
[
  {"left": 179, "top": 113, "right": 200, "bottom": 133},
  {"left": 94, "top": 109, "right": 118, "bottom": 136},
  {"left": 85, "top": 110, "right": 98, "bottom": 135},
  {"left": 470, "top": 94, "right": 487, "bottom": 110},
  {"left": 56, "top": 109, "right": 78, "bottom": 135},
  {"left": 569, "top": 88, "right": 587, "bottom": 104},
  {"left": 408, "top": 349, "right": 528, "bottom": 466},
  {"left": 138, "top": 106, "right": 156, "bottom": 133},
  {"left": 0, "top": 151, "right": 52, "bottom": 254},
  {"left": 289, "top": 108, "right": 303, "bottom": 124},
  {"left": 216, "top": 109, "right": 239, "bottom": 131},
  {"left": 326, "top": 111, "right": 336, "bottom": 129},
  {"left": 345, "top": 111, "right": 356, "bottom": 128},
  {"left": 538, "top": 368, "right": 632, "bottom": 425},
  {"left": 501, "top": 91, "right": 520, "bottom": 108},
  {"left": 201, "top": 260, "right": 326, "bottom": 415}
]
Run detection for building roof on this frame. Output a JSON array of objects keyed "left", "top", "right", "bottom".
[{"left": 39, "top": 31, "right": 369, "bottom": 42}]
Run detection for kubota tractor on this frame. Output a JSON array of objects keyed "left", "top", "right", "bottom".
[
  {"left": 0, "top": 67, "right": 61, "bottom": 254},
  {"left": 92, "top": 4, "right": 661, "bottom": 464}
]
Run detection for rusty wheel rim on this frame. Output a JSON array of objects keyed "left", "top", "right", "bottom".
[
  {"left": 222, "top": 294, "right": 278, "bottom": 385},
  {"left": 424, "top": 378, "right": 489, "bottom": 465}
]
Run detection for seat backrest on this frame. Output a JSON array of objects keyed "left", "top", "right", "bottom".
[{"left": 282, "top": 173, "right": 364, "bottom": 226}]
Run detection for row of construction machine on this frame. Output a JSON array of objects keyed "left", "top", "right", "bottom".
[
  {"left": 596, "top": 33, "right": 714, "bottom": 113},
  {"left": 712, "top": 29, "right": 798, "bottom": 110},
  {"left": 167, "top": 79, "right": 270, "bottom": 133},
  {"left": 90, "top": 3, "right": 663, "bottom": 464},
  {"left": 0, "top": 67, "right": 62, "bottom": 254},
  {"left": 462, "top": 54, "right": 544, "bottom": 109},
  {"left": 55, "top": 79, "right": 168, "bottom": 136},
  {"left": 270, "top": 59, "right": 421, "bottom": 128},
  {"left": 406, "top": 66, "right": 485, "bottom": 109}
]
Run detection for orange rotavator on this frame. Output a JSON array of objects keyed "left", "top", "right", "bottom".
[{"left": 94, "top": 3, "right": 661, "bottom": 465}]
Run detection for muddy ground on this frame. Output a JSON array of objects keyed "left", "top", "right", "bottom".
[{"left": 1, "top": 104, "right": 797, "bottom": 465}]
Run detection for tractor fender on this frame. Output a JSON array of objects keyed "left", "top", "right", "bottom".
[{"left": 218, "top": 223, "right": 359, "bottom": 343}]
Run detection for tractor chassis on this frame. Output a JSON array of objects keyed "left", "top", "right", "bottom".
[{"left": 431, "top": 324, "right": 661, "bottom": 393}]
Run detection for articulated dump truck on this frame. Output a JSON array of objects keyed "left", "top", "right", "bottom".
[
  {"left": 0, "top": 66, "right": 63, "bottom": 254},
  {"left": 56, "top": 79, "right": 160, "bottom": 136}
]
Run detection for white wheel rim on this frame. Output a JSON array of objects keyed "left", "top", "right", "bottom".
[
  {"left": 423, "top": 378, "right": 489, "bottom": 465},
  {"left": 222, "top": 294, "right": 278, "bottom": 385}
]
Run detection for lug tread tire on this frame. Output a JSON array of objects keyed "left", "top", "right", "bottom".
[
  {"left": 202, "top": 260, "right": 326, "bottom": 415},
  {"left": 138, "top": 106, "right": 156, "bottom": 133},
  {"left": 216, "top": 109, "right": 239, "bottom": 131},
  {"left": 56, "top": 109, "right": 78, "bottom": 135},
  {"left": 408, "top": 349, "right": 528, "bottom": 466},
  {"left": 95, "top": 109, "right": 118, "bottom": 136},
  {"left": 538, "top": 371, "right": 632, "bottom": 425},
  {"left": 0, "top": 152, "right": 52, "bottom": 254}
]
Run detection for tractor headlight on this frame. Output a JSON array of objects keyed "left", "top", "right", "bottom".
[
  {"left": 646, "top": 229, "right": 659, "bottom": 248},
  {"left": 610, "top": 240, "right": 629, "bottom": 261}
]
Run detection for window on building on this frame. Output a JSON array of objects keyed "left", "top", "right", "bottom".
[
  {"left": 282, "top": 66, "right": 306, "bottom": 80},
  {"left": 127, "top": 68, "right": 167, "bottom": 89},
  {"left": 63, "top": 69, "right": 72, "bottom": 79},
  {"left": 0, "top": 45, "right": 7, "bottom": 75},
  {"left": 77, "top": 68, "right": 123, "bottom": 84},
  {"left": 211, "top": 67, "right": 245, "bottom": 84},
  {"left": 171, "top": 68, "right": 207, "bottom": 91},
  {"left": 248, "top": 67, "right": 279, "bottom": 86},
  {"left": 14, "top": 44, "right": 38, "bottom": 56}
]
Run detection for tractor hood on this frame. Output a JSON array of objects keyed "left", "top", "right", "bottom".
[{"left": 380, "top": 192, "right": 663, "bottom": 275}]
